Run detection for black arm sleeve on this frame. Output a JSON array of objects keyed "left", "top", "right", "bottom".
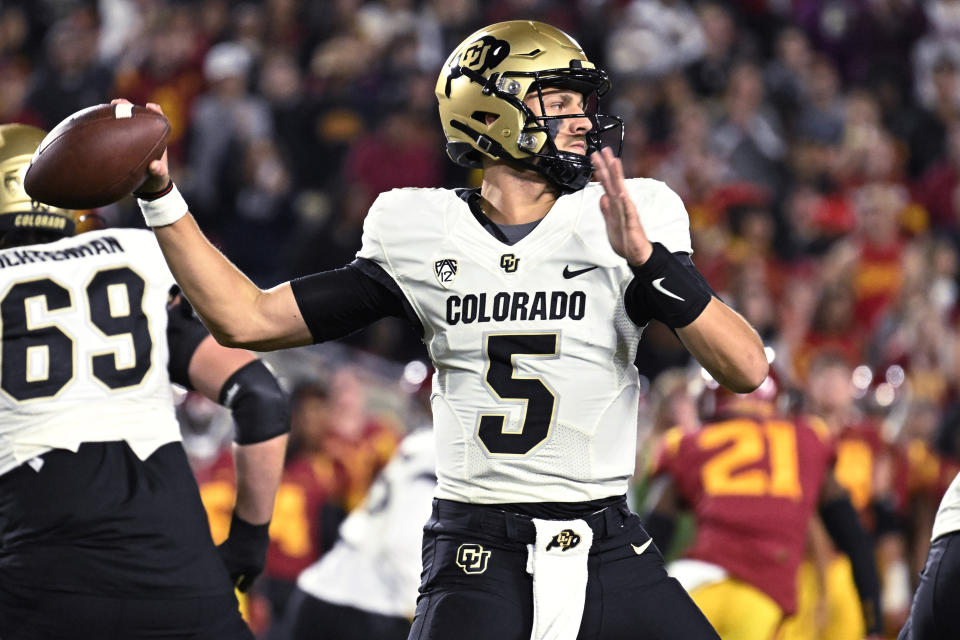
[
  {"left": 820, "top": 496, "right": 884, "bottom": 636},
  {"left": 289, "top": 258, "right": 423, "bottom": 343},
  {"left": 166, "top": 287, "right": 210, "bottom": 389},
  {"left": 624, "top": 248, "right": 716, "bottom": 327}
]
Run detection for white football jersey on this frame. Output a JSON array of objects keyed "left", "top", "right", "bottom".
[
  {"left": 932, "top": 470, "right": 960, "bottom": 541},
  {"left": 357, "top": 179, "right": 692, "bottom": 503},
  {"left": 0, "top": 228, "right": 183, "bottom": 476},
  {"left": 297, "top": 428, "right": 436, "bottom": 618}
]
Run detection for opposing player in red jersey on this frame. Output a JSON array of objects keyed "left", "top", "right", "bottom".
[{"left": 646, "top": 374, "right": 883, "bottom": 640}]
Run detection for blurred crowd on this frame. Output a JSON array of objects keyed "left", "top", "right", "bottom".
[
  {"left": 6, "top": 0, "right": 960, "bottom": 637},
  {"left": 181, "top": 360, "right": 415, "bottom": 633}
]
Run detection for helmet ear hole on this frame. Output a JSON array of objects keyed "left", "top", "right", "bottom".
[{"left": 472, "top": 111, "right": 499, "bottom": 125}]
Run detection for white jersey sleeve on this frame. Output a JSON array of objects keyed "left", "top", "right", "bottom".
[
  {"left": 297, "top": 428, "right": 436, "bottom": 618},
  {"left": 350, "top": 183, "right": 692, "bottom": 504},
  {"left": 0, "top": 228, "right": 183, "bottom": 476},
  {"left": 357, "top": 193, "right": 390, "bottom": 269},
  {"left": 932, "top": 471, "right": 960, "bottom": 541}
]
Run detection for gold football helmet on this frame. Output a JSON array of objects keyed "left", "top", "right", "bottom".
[
  {"left": 0, "top": 123, "right": 78, "bottom": 240},
  {"left": 436, "top": 20, "right": 623, "bottom": 191}
]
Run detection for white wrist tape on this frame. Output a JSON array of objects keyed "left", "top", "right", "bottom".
[{"left": 137, "top": 183, "right": 189, "bottom": 227}]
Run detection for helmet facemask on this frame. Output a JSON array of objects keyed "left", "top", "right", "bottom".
[
  {"left": 437, "top": 21, "right": 624, "bottom": 193},
  {"left": 511, "top": 73, "right": 624, "bottom": 191}
]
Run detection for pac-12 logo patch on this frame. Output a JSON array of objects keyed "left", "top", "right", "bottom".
[
  {"left": 435, "top": 258, "right": 458, "bottom": 288},
  {"left": 456, "top": 543, "right": 491, "bottom": 574},
  {"left": 545, "top": 529, "right": 581, "bottom": 552}
]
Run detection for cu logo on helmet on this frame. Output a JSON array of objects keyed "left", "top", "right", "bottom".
[
  {"left": 458, "top": 36, "right": 509, "bottom": 73},
  {"left": 456, "top": 543, "right": 491, "bottom": 574}
]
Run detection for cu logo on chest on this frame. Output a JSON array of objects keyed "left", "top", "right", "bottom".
[
  {"left": 456, "top": 543, "right": 491, "bottom": 574},
  {"left": 500, "top": 253, "right": 519, "bottom": 273},
  {"left": 545, "top": 529, "right": 581, "bottom": 552}
]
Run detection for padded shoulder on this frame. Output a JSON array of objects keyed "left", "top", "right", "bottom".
[
  {"left": 356, "top": 188, "right": 463, "bottom": 270},
  {"left": 624, "top": 178, "right": 693, "bottom": 254},
  {"left": 576, "top": 178, "right": 692, "bottom": 256}
]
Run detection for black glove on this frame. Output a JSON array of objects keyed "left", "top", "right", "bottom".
[{"left": 217, "top": 512, "right": 270, "bottom": 592}]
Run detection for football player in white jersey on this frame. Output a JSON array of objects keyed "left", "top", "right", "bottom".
[
  {"left": 0, "top": 124, "right": 290, "bottom": 640},
  {"left": 898, "top": 470, "right": 960, "bottom": 640},
  {"left": 277, "top": 427, "right": 436, "bottom": 640},
  {"left": 123, "top": 19, "right": 767, "bottom": 640}
]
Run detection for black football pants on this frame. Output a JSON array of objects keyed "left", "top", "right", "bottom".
[
  {"left": 0, "top": 588, "right": 253, "bottom": 640},
  {"left": 898, "top": 531, "right": 960, "bottom": 640},
  {"left": 408, "top": 499, "right": 720, "bottom": 640},
  {"left": 278, "top": 588, "right": 411, "bottom": 640}
]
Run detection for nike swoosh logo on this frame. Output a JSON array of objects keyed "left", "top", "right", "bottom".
[
  {"left": 631, "top": 539, "right": 653, "bottom": 555},
  {"left": 563, "top": 265, "right": 598, "bottom": 279},
  {"left": 652, "top": 278, "right": 685, "bottom": 301}
]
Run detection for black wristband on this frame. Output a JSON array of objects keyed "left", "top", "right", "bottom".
[
  {"left": 627, "top": 243, "right": 712, "bottom": 328},
  {"left": 134, "top": 179, "right": 174, "bottom": 200}
]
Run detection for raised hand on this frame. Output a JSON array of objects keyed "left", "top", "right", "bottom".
[{"left": 591, "top": 146, "right": 653, "bottom": 266}]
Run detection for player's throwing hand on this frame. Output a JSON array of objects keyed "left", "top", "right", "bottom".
[
  {"left": 110, "top": 98, "right": 170, "bottom": 194},
  {"left": 591, "top": 147, "right": 653, "bottom": 266}
]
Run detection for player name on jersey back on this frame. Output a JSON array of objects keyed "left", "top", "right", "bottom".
[{"left": 0, "top": 234, "right": 124, "bottom": 268}]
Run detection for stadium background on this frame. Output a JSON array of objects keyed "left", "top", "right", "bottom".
[{"left": 3, "top": 0, "right": 959, "bottom": 637}]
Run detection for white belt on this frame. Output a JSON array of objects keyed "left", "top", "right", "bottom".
[{"left": 525, "top": 518, "right": 594, "bottom": 640}]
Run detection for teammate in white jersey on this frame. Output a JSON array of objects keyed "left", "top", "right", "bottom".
[
  {"left": 122, "top": 19, "right": 767, "bottom": 640},
  {"left": 898, "top": 470, "right": 960, "bottom": 640},
  {"left": 0, "top": 124, "right": 290, "bottom": 640},
  {"left": 277, "top": 427, "right": 436, "bottom": 640}
]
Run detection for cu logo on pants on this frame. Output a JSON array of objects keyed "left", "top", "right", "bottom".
[{"left": 456, "top": 543, "right": 491, "bottom": 574}]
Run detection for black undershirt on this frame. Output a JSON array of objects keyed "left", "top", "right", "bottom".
[{"left": 458, "top": 187, "right": 543, "bottom": 246}]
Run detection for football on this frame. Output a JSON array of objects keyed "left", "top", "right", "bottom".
[{"left": 23, "top": 103, "right": 170, "bottom": 209}]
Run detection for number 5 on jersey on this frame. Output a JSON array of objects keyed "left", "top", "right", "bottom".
[{"left": 477, "top": 332, "right": 559, "bottom": 456}]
